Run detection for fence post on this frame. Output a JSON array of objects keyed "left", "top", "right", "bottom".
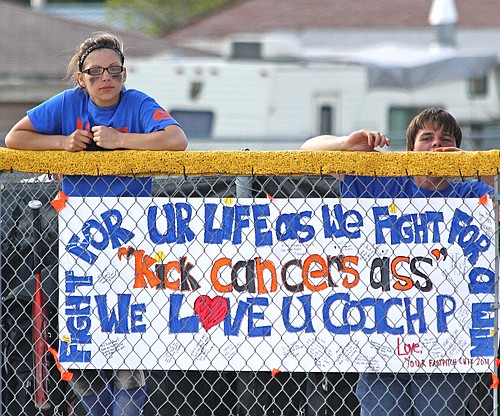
[{"left": 234, "top": 151, "right": 261, "bottom": 414}]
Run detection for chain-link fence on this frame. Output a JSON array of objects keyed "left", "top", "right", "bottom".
[{"left": 0, "top": 150, "right": 499, "bottom": 415}]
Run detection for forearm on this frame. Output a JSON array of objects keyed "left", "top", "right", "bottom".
[
  {"left": 5, "top": 130, "right": 67, "bottom": 150},
  {"left": 301, "top": 135, "right": 350, "bottom": 151},
  {"left": 302, "top": 130, "right": 390, "bottom": 152},
  {"left": 113, "top": 125, "right": 188, "bottom": 151}
]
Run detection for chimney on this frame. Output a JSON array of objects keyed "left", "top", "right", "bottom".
[
  {"left": 428, "top": 0, "right": 458, "bottom": 48},
  {"left": 30, "top": 0, "right": 46, "bottom": 10}
]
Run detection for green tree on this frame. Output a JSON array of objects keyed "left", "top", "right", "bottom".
[{"left": 106, "top": 0, "right": 239, "bottom": 36}]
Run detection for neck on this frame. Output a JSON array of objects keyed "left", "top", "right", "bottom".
[{"left": 413, "top": 176, "right": 450, "bottom": 190}]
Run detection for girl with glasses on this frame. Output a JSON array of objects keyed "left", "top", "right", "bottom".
[{"left": 5, "top": 32, "right": 188, "bottom": 416}]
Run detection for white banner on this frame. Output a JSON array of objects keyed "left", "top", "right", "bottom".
[{"left": 58, "top": 197, "right": 496, "bottom": 373}]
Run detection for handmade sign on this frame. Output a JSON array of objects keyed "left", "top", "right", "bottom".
[{"left": 58, "top": 197, "right": 496, "bottom": 373}]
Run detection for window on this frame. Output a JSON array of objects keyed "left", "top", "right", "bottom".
[
  {"left": 319, "top": 105, "right": 334, "bottom": 135},
  {"left": 170, "top": 110, "right": 214, "bottom": 139},
  {"left": 468, "top": 77, "right": 488, "bottom": 98},
  {"left": 230, "top": 42, "right": 262, "bottom": 60}
]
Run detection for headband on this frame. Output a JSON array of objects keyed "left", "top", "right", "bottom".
[{"left": 79, "top": 44, "right": 125, "bottom": 71}]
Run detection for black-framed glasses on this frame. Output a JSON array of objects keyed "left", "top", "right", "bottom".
[{"left": 81, "top": 65, "right": 124, "bottom": 76}]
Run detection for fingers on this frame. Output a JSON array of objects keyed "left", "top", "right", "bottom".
[
  {"left": 91, "top": 126, "right": 121, "bottom": 149},
  {"left": 66, "top": 129, "right": 92, "bottom": 151},
  {"left": 433, "top": 147, "right": 462, "bottom": 152},
  {"left": 349, "top": 130, "right": 390, "bottom": 151},
  {"left": 364, "top": 130, "right": 390, "bottom": 149}
]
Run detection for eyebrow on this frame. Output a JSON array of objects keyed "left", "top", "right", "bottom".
[
  {"left": 419, "top": 129, "right": 452, "bottom": 135},
  {"left": 86, "top": 62, "right": 122, "bottom": 67}
]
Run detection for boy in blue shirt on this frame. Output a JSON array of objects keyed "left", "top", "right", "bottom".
[{"left": 302, "top": 108, "right": 490, "bottom": 416}]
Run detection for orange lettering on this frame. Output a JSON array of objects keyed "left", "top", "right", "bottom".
[
  {"left": 211, "top": 257, "right": 232, "bottom": 293},
  {"left": 303, "top": 254, "right": 328, "bottom": 292},
  {"left": 255, "top": 258, "right": 277, "bottom": 294}
]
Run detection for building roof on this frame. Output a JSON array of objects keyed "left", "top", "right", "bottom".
[
  {"left": 163, "top": 0, "right": 500, "bottom": 42},
  {"left": 0, "top": 1, "right": 179, "bottom": 79}
]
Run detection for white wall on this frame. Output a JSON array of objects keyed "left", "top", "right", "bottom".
[{"left": 126, "top": 55, "right": 500, "bottom": 151}]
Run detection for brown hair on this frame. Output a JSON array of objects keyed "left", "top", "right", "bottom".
[
  {"left": 406, "top": 108, "right": 462, "bottom": 151},
  {"left": 67, "top": 32, "right": 125, "bottom": 87}
]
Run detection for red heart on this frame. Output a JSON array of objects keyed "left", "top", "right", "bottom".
[{"left": 194, "top": 296, "right": 229, "bottom": 331}]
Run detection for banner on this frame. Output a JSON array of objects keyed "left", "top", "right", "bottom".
[{"left": 58, "top": 197, "right": 496, "bottom": 373}]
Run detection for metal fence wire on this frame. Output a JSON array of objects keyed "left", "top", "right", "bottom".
[{"left": 0, "top": 164, "right": 498, "bottom": 415}]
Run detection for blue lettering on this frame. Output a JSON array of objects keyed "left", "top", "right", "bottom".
[
  {"left": 404, "top": 297, "right": 426, "bottom": 334},
  {"left": 323, "top": 294, "right": 427, "bottom": 335},
  {"left": 322, "top": 204, "right": 363, "bottom": 239},
  {"left": 470, "top": 329, "right": 494, "bottom": 357},
  {"left": 436, "top": 295, "right": 456, "bottom": 333},
  {"left": 282, "top": 295, "right": 315, "bottom": 333},
  {"left": 95, "top": 294, "right": 131, "bottom": 334},
  {"left": 233, "top": 205, "right": 251, "bottom": 244},
  {"left": 469, "top": 267, "right": 495, "bottom": 294},
  {"left": 59, "top": 341, "right": 91, "bottom": 363},
  {"left": 148, "top": 204, "right": 176, "bottom": 243},
  {"left": 100, "top": 209, "right": 134, "bottom": 249},
  {"left": 373, "top": 206, "right": 394, "bottom": 244},
  {"left": 175, "top": 203, "right": 195, "bottom": 243},
  {"left": 204, "top": 204, "right": 233, "bottom": 244},
  {"left": 65, "top": 209, "right": 135, "bottom": 264},
  {"left": 248, "top": 297, "right": 271, "bottom": 337},
  {"left": 343, "top": 298, "right": 366, "bottom": 332},
  {"left": 448, "top": 209, "right": 490, "bottom": 265},
  {"left": 373, "top": 207, "right": 444, "bottom": 245},
  {"left": 131, "top": 303, "right": 147, "bottom": 333},
  {"left": 379, "top": 298, "right": 404, "bottom": 335},
  {"left": 323, "top": 293, "right": 350, "bottom": 334},
  {"left": 471, "top": 302, "right": 494, "bottom": 329},
  {"left": 253, "top": 204, "right": 273, "bottom": 247},
  {"left": 67, "top": 316, "right": 92, "bottom": 343},
  {"left": 224, "top": 299, "right": 251, "bottom": 336},
  {"left": 148, "top": 203, "right": 195, "bottom": 244},
  {"left": 66, "top": 233, "right": 98, "bottom": 265},
  {"left": 65, "top": 295, "right": 91, "bottom": 316},
  {"left": 276, "top": 211, "right": 314, "bottom": 243},
  {"left": 169, "top": 293, "right": 199, "bottom": 333},
  {"left": 65, "top": 271, "right": 93, "bottom": 293},
  {"left": 359, "top": 298, "right": 377, "bottom": 334}
]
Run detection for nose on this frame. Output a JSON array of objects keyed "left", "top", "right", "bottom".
[{"left": 432, "top": 137, "right": 444, "bottom": 148}]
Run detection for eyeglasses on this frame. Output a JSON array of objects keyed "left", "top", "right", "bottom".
[{"left": 81, "top": 65, "right": 124, "bottom": 76}]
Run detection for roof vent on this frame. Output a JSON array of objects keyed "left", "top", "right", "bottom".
[
  {"left": 230, "top": 41, "right": 262, "bottom": 60},
  {"left": 428, "top": 0, "right": 458, "bottom": 48},
  {"left": 226, "top": 32, "right": 301, "bottom": 61}
]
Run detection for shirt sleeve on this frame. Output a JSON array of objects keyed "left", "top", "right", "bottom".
[
  {"left": 471, "top": 180, "right": 493, "bottom": 197},
  {"left": 27, "top": 91, "right": 65, "bottom": 135},
  {"left": 138, "top": 94, "right": 180, "bottom": 133}
]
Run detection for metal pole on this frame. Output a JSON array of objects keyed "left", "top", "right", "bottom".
[
  {"left": 236, "top": 149, "right": 253, "bottom": 199},
  {"left": 234, "top": 149, "right": 258, "bottom": 415}
]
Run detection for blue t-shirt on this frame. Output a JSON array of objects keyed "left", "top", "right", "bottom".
[
  {"left": 28, "top": 87, "right": 179, "bottom": 197},
  {"left": 340, "top": 175, "right": 491, "bottom": 199}
]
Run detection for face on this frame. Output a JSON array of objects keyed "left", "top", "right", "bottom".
[
  {"left": 77, "top": 48, "right": 127, "bottom": 108},
  {"left": 413, "top": 124, "right": 457, "bottom": 152}
]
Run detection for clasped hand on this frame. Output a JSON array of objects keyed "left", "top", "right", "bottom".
[{"left": 66, "top": 126, "right": 121, "bottom": 151}]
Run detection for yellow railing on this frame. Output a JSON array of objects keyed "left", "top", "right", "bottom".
[{"left": 1, "top": 148, "right": 499, "bottom": 177}]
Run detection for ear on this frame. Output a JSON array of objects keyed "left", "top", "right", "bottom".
[
  {"left": 77, "top": 72, "right": 86, "bottom": 89},
  {"left": 122, "top": 67, "right": 127, "bottom": 84}
]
